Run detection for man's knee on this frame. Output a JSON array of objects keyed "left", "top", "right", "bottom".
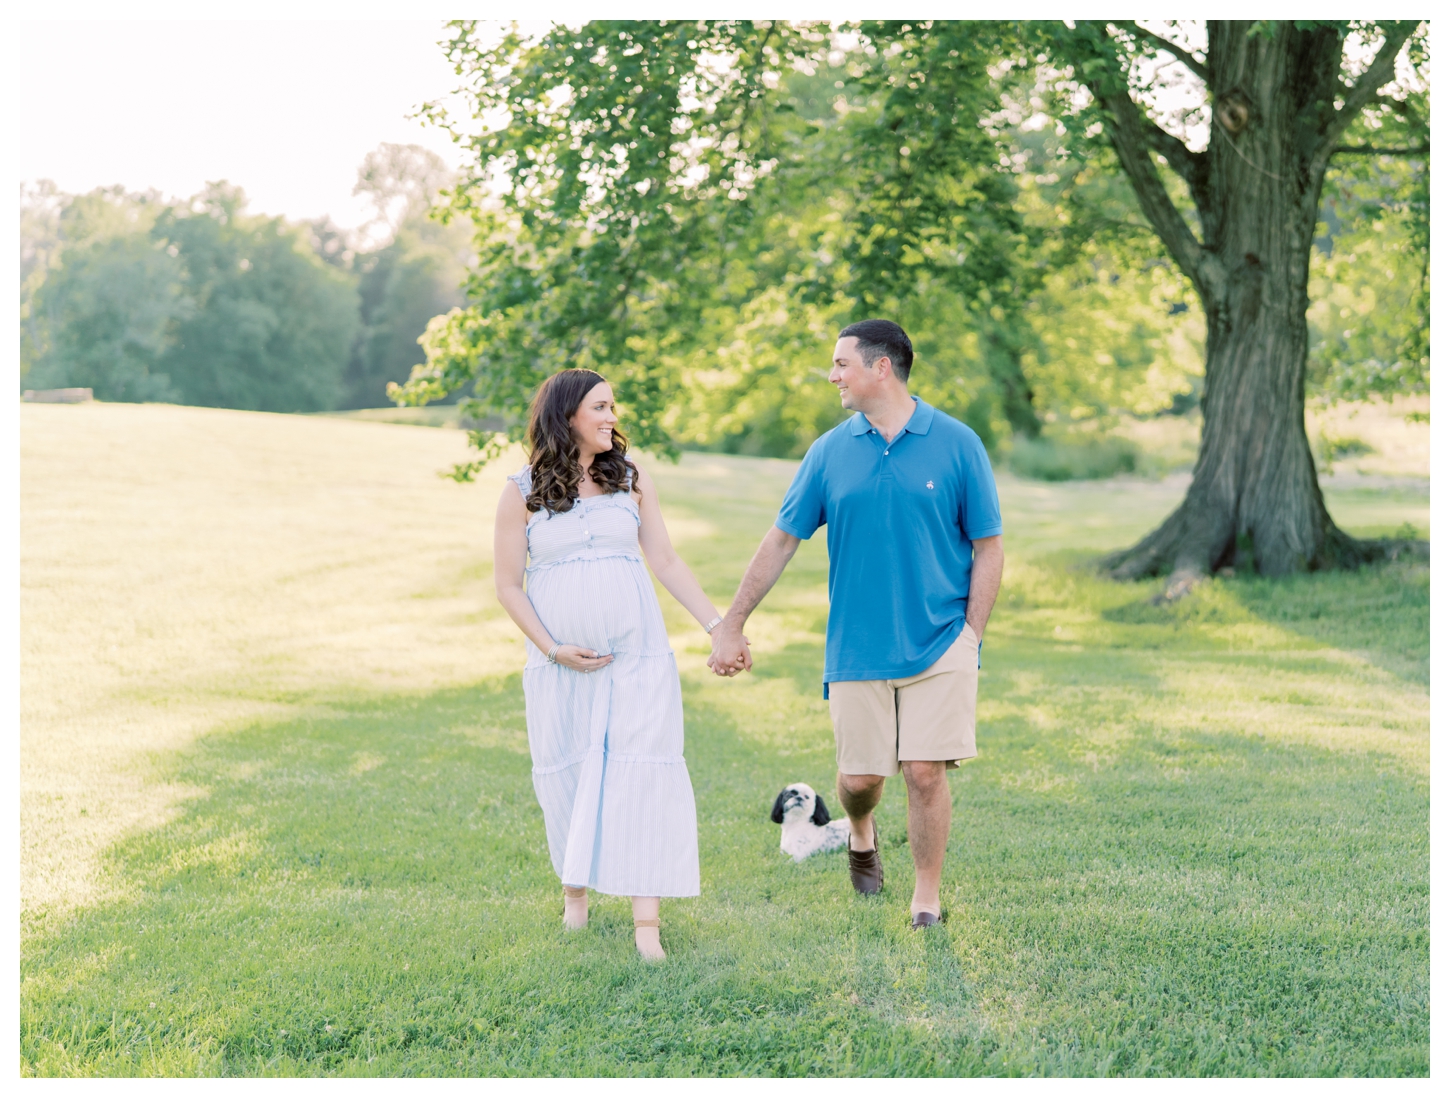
[
  {"left": 901, "top": 760, "right": 948, "bottom": 795},
  {"left": 837, "top": 772, "right": 886, "bottom": 801}
]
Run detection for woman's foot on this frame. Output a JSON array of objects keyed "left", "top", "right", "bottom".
[
  {"left": 631, "top": 896, "right": 664, "bottom": 960},
  {"left": 634, "top": 919, "right": 665, "bottom": 961},
  {"left": 563, "top": 885, "right": 588, "bottom": 930}
]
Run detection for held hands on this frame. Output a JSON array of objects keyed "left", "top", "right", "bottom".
[
  {"left": 552, "top": 645, "right": 614, "bottom": 673},
  {"left": 707, "top": 625, "right": 752, "bottom": 677}
]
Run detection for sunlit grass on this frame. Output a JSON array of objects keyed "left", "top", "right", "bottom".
[
  {"left": 21, "top": 403, "right": 1428, "bottom": 1076},
  {"left": 19, "top": 402, "right": 529, "bottom": 916}
]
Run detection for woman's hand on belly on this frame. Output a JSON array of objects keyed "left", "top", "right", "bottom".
[{"left": 554, "top": 645, "right": 614, "bottom": 673}]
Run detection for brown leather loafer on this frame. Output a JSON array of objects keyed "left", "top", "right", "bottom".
[
  {"left": 848, "top": 821, "right": 882, "bottom": 895},
  {"left": 910, "top": 909, "right": 947, "bottom": 930}
]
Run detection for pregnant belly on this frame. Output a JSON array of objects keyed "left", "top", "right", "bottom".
[{"left": 525, "top": 557, "right": 662, "bottom": 655}]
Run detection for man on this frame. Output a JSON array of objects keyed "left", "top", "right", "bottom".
[{"left": 708, "top": 319, "right": 1004, "bottom": 928}]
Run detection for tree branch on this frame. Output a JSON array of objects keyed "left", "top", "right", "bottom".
[
  {"left": 1130, "top": 25, "right": 1210, "bottom": 85},
  {"left": 1095, "top": 87, "right": 1206, "bottom": 291},
  {"left": 1320, "top": 22, "right": 1419, "bottom": 151},
  {"left": 1140, "top": 121, "right": 1210, "bottom": 207},
  {"left": 1331, "top": 144, "right": 1428, "bottom": 157},
  {"left": 1376, "top": 94, "right": 1425, "bottom": 126}
]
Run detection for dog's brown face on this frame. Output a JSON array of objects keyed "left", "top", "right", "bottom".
[{"left": 771, "top": 782, "right": 832, "bottom": 826}]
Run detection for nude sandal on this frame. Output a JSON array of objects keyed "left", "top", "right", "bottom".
[{"left": 634, "top": 917, "right": 665, "bottom": 961}]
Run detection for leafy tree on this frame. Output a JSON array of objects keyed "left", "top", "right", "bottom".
[
  {"left": 1307, "top": 142, "right": 1428, "bottom": 405},
  {"left": 1038, "top": 20, "right": 1428, "bottom": 580},
  {"left": 344, "top": 228, "right": 470, "bottom": 408},
  {"left": 816, "top": 21, "right": 1042, "bottom": 435},
  {"left": 22, "top": 182, "right": 361, "bottom": 413},
  {"left": 1021, "top": 245, "right": 1203, "bottom": 423},
  {"left": 395, "top": 21, "right": 1045, "bottom": 472},
  {"left": 399, "top": 22, "right": 792, "bottom": 460},
  {"left": 405, "top": 19, "right": 1426, "bottom": 583},
  {"left": 152, "top": 184, "right": 360, "bottom": 413},
  {"left": 342, "top": 145, "right": 472, "bottom": 409},
  {"left": 23, "top": 186, "right": 188, "bottom": 401},
  {"left": 678, "top": 52, "right": 1204, "bottom": 451},
  {"left": 352, "top": 143, "right": 457, "bottom": 246},
  {"left": 994, "top": 79, "right": 1206, "bottom": 428},
  {"left": 20, "top": 180, "right": 67, "bottom": 376}
]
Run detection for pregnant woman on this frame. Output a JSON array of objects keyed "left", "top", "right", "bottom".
[{"left": 494, "top": 368, "right": 741, "bottom": 961}]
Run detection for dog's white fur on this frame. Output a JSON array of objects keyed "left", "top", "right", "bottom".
[{"left": 772, "top": 782, "right": 851, "bottom": 862}]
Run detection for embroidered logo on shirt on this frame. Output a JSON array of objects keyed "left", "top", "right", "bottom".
[{"left": 926, "top": 480, "right": 935, "bottom": 489}]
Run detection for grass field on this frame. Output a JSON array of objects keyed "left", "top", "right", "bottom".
[{"left": 20, "top": 402, "right": 1429, "bottom": 1076}]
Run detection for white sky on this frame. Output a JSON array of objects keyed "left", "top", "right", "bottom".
[
  {"left": 15, "top": 12, "right": 1371, "bottom": 232},
  {"left": 15, "top": 20, "right": 478, "bottom": 232}
]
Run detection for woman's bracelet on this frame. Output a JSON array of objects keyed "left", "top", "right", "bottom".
[
  {"left": 704, "top": 616, "right": 723, "bottom": 635},
  {"left": 546, "top": 642, "right": 562, "bottom": 664}
]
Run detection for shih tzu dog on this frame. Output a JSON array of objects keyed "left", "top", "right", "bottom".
[{"left": 770, "top": 782, "right": 852, "bottom": 862}]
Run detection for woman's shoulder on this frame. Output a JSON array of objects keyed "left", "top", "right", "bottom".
[
  {"left": 614, "top": 462, "right": 646, "bottom": 509},
  {"left": 502, "top": 465, "right": 541, "bottom": 521},
  {"left": 507, "top": 464, "right": 534, "bottom": 493}
]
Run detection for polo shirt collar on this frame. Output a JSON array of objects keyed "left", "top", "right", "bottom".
[
  {"left": 849, "top": 396, "right": 935, "bottom": 436},
  {"left": 903, "top": 397, "right": 935, "bottom": 434}
]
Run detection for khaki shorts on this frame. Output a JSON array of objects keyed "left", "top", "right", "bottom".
[{"left": 828, "top": 626, "right": 979, "bottom": 776}]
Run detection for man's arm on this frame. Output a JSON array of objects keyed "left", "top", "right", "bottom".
[
  {"left": 965, "top": 535, "right": 1004, "bottom": 642},
  {"left": 708, "top": 526, "right": 802, "bottom": 677}
]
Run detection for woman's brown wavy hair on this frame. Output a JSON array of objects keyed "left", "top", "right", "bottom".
[{"left": 525, "top": 369, "right": 637, "bottom": 514}]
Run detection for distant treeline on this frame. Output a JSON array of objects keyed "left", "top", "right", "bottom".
[
  {"left": 19, "top": 136, "right": 1422, "bottom": 450},
  {"left": 20, "top": 144, "right": 469, "bottom": 412}
]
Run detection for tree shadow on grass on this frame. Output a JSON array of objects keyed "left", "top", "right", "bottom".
[
  {"left": 21, "top": 651, "right": 1429, "bottom": 1077},
  {"left": 1099, "top": 558, "right": 1429, "bottom": 686},
  {"left": 21, "top": 674, "right": 1006, "bottom": 1076},
  {"left": 1020, "top": 547, "right": 1427, "bottom": 688}
]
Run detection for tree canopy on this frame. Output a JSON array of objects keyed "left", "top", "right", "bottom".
[{"left": 397, "top": 20, "right": 1426, "bottom": 494}]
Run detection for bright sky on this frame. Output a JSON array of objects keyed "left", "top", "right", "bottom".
[{"left": 15, "top": 20, "right": 480, "bottom": 232}]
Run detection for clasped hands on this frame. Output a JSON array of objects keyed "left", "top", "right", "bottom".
[{"left": 707, "top": 624, "right": 752, "bottom": 677}]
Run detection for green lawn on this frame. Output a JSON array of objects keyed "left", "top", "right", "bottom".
[{"left": 20, "top": 427, "right": 1428, "bottom": 1077}]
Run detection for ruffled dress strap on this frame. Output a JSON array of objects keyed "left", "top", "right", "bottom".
[
  {"left": 622, "top": 462, "right": 641, "bottom": 509},
  {"left": 507, "top": 464, "right": 533, "bottom": 502}
]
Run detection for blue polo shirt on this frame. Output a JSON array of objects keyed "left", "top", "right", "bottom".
[{"left": 775, "top": 397, "right": 1002, "bottom": 695}]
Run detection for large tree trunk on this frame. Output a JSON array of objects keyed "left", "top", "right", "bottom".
[
  {"left": 1104, "top": 122, "right": 1341, "bottom": 579},
  {"left": 1094, "top": 21, "right": 1419, "bottom": 584},
  {"left": 1105, "top": 265, "right": 1337, "bottom": 580}
]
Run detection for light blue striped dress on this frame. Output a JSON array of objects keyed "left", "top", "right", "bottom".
[{"left": 509, "top": 466, "right": 700, "bottom": 898}]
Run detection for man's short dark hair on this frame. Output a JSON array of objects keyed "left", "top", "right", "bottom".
[{"left": 839, "top": 319, "right": 913, "bottom": 382}]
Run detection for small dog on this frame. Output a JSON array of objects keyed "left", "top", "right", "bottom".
[{"left": 771, "top": 782, "right": 852, "bottom": 862}]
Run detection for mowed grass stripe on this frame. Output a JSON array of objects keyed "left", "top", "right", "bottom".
[{"left": 21, "top": 404, "right": 1428, "bottom": 1076}]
